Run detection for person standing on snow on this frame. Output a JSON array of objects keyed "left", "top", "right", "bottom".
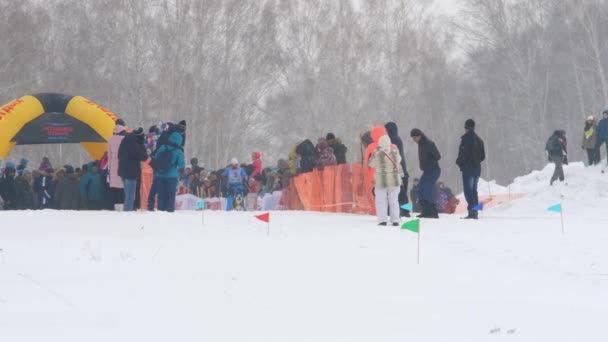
[
  {"left": 118, "top": 128, "right": 148, "bottom": 211},
  {"left": 582, "top": 116, "right": 600, "bottom": 166},
  {"left": 153, "top": 132, "right": 185, "bottom": 212},
  {"left": 326, "top": 133, "right": 348, "bottom": 165},
  {"left": 410, "top": 128, "right": 441, "bottom": 219},
  {"left": 456, "top": 119, "right": 485, "bottom": 220},
  {"left": 546, "top": 130, "right": 568, "bottom": 186},
  {"left": 80, "top": 162, "right": 104, "bottom": 210},
  {"left": 107, "top": 123, "right": 127, "bottom": 209},
  {"left": 385, "top": 122, "right": 411, "bottom": 217},
  {"left": 368, "top": 135, "right": 403, "bottom": 226},
  {"left": 251, "top": 152, "right": 262, "bottom": 179},
  {"left": 223, "top": 158, "right": 249, "bottom": 198},
  {"left": 596, "top": 110, "right": 608, "bottom": 165}
]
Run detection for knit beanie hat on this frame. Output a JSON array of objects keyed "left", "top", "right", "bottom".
[
  {"left": 410, "top": 128, "right": 423, "bottom": 137},
  {"left": 465, "top": 119, "right": 475, "bottom": 129}
]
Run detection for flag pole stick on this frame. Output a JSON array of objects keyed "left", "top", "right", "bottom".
[
  {"left": 560, "top": 201, "right": 564, "bottom": 235},
  {"left": 267, "top": 221, "right": 270, "bottom": 236},
  {"left": 417, "top": 223, "right": 421, "bottom": 265}
]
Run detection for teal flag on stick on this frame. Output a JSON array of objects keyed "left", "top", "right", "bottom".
[
  {"left": 547, "top": 204, "right": 561, "bottom": 213},
  {"left": 401, "top": 203, "right": 413, "bottom": 211}
]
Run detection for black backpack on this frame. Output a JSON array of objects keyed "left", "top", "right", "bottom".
[
  {"left": 150, "top": 146, "right": 176, "bottom": 173},
  {"left": 545, "top": 135, "right": 561, "bottom": 155}
]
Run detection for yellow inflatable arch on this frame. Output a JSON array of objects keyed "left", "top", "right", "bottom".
[{"left": 0, "top": 93, "right": 118, "bottom": 160}]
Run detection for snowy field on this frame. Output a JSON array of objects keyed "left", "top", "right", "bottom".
[{"left": 1, "top": 163, "right": 607, "bottom": 341}]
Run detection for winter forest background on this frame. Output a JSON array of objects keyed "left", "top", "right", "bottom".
[{"left": 1, "top": 0, "right": 607, "bottom": 190}]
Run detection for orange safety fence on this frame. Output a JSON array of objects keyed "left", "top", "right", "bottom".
[
  {"left": 280, "top": 164, "right": 376, "bottom": 215},
  {"left": 140, "top": 159, "right": 154, "bottom": 211}
]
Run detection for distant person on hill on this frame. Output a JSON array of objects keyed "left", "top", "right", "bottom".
[
  {"left": 545, "top": 130, "right": 568, "bottom": 186},
  {"left": 582, "top": 116, "right": 600, "bottom": 166},
  {"left": 597, "top": 110, "right": 608, "bottom": 165}
]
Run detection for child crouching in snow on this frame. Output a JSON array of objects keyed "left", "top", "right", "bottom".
[{"left": 368, "top": 135, "right": 403, "bottom": 226}]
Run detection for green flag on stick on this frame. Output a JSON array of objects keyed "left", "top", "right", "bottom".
[{"left": 401, "top": 219, "right": 420, "bottom": 233}]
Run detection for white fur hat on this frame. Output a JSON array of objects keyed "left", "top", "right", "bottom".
[{"left": 379, "top": 135, "right": 391, "bottom": 149}]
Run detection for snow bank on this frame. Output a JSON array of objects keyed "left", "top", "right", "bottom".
[{"left": 484, "top": 162, "right": 608, "bottom": 217}]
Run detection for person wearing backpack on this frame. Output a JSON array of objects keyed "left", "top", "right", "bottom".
[
  {"left": 546, "top": 130, "right": 567, "bottom": 186},
  {"left": 152, "top": 132, "right": 185, "bottom": 212},
  {"left": 368, "top": 135, "right": 403, "bottom": 226},
  {"left": 118, "top": 128, "right": 148, "bottom": 211},
  {"left": 222, "top": 158, "right": 249, "bottom": 204}
]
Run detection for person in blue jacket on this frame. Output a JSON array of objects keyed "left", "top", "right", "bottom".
[
  {"left": 80, "top": 161, "right": 104, "bottom": 210},
  {"left": 597, "top": 110, "right": 608, "bottom": 165},
  {"left": 153, "top": 132, "right": 185, "bottom": 212},
  {"left": 222, "top": 158, "right": 249, "bottom": 197}
]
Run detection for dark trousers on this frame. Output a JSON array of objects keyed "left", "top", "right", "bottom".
[
  {"left": 550, "top": 155, "right": 564, "bottom": 184},
  {"left": 147, "top": 179, "right": 158, "bottom": 211},
  {"left": 109, "top": 187, "right": 125, "bottom": 205},
  {"left": 462, "top": 167, "right": 481, "bottom": 215},
  {"left": 157, "top": 178, "right": 178, "bottom": 212},
  {"left": 398, "top": 176, "right": 410, "bottom": 216},
  {"left": 418, "top": 167, "right": 441, "bottom": 204},
  {"left": 586, "top": 148, "right": 600, "bottom": 165}
]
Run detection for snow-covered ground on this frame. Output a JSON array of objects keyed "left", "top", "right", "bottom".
[{"left": 1, "top": 163, "right": 607, "bottom": 341}]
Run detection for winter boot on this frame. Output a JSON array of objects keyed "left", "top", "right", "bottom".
[
  {"left": 426, "top": 205, "right": 439, "bottom": 219},
  {"left": 378, "top": 222, "right": 387, "bottom": 226},
  {"left": 464, "top": 210, "right": 478, "bottom": 220}
]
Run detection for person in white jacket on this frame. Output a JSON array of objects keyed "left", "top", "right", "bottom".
[{"left": 368, "top": 135, "right": 403, "bottom": 226}]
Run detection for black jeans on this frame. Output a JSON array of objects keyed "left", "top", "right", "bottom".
[
  {"left": 550, "top": 155, "right": 564, "bottom": 185},
  {"left": 398, "top": 176, "right": 410, "bottom": 215},
  {"left": 586, "top": 148, "right": 600, "bottom": 165}
]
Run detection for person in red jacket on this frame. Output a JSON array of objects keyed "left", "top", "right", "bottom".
[{"left": 251, "top": 152, "right": 262, "bottom": 179}]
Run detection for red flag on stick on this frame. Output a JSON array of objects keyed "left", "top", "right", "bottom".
[{"left": 255, "top": 213, "right": 270, "bottom": 223}]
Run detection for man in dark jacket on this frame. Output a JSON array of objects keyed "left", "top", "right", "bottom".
[
  {"left": 54, "top": 165, "right": 81, "bottom": 210},
  {"left": 118, "top": 128, "right": 148, "bottom": 211},
  {"left": 326, "top": 133, "right": 348, "bottom": 165},
  {"left": 410, "top": 128, "right": 441, "bottom": 218},
  {"left": 456, "top": 119, "right": 486, "bottom": 219},
  {"left": 295, "top": 139, "right": 318, "bottom": 174},
  {"left": 546, "top": 130, "right": 567, "bottom": 186},
  {"left": 385, "top": 122, "right": 411, "bottom": 217},
  {"left": 15, "top": 171, "right": 34, "bottom": 210},
  {"left": 597, "top": 110, "right": 608, "bottom": 165}
]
